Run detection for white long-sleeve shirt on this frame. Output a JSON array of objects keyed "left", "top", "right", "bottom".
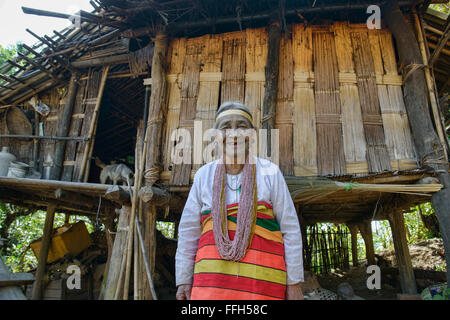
[{"left": 175, "top": 157, "right": 304, "bottom": 286}]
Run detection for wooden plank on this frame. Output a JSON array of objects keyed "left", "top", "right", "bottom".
[
  {"left": 351, "top": 31, "right": 391, "bottom": 173},
  {"left": 333, "top": 22, "right": 367, "bottom": 174},
  {"left": 0, "top": 273, "right": 35, "bottom": 287},
  {"left": 313, "top": 31, "right": 346, "bottom": 176},
  {"left": 293, "top": 24, "right": 317, "bottom": 177}
]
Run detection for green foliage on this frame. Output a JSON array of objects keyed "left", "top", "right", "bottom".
[
  {"left": 430, "top": 3, "right": 450, "bottom": 14},
  {"left": 0, "top": 43, "right": 27, "bottom": 75},
  {"left": 0, "top": 203, "right": 93, "bottom": 273},
  {"left": 157, "top": 221, "right": 175, "bottom": 239}
]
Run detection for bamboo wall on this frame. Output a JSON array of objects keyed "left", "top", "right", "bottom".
[{"left": 162, "top": 22, "right": 417, "bottom": 184}]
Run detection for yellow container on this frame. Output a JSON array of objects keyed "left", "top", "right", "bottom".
[{"left": 30, "top": 221, "right": 92, "bottom": 264}]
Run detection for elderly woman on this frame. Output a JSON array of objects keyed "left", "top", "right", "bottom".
[{"left": 175, "top": 101, "right": 304, "bottom": 300}]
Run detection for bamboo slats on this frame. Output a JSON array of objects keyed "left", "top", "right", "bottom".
[
  {"left": 170, "top": 37, "right": 203, "bottom": 185},
  {"left": 332, "top": 23, "right": 367, "bottom": 175},
  {"left": 163, "top": 38, "right": 185, "bottom": 173},
  {"left": 351, "top": 31, "right": 391, "bottom": 174},
  {"left": 157, "top": 22, "right": 418, "bottom": 183},
  {"left": 276, "top": 35, "right": 294, "bottom": 175},
  {"left": 221, "top": 32, "right": 246, "bottom": 104},
  {"left": 194, "top": 34, "right": 223, "bottom": 170},
  {"left": 293, "top": 24, "right": 317, "bottom": 177},
  {"left": 313, "top": 32, "right": 346, "bottom": 176},
  {"left": 245, "top": 28, "right": 267, "bottom": 128}
]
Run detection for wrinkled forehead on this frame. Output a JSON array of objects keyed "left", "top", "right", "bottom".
[{"left": 215, "top": 114, "right": 253, "bottom": 128}]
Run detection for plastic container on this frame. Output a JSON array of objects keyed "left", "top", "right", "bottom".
[
  {"left": 30, "top": 221, "right": 92, "bottom": 264},
  {"left": 7, "top": 161, "right": 29, "bottom": 178},
  {"left": 0, "top": 147, "right": 16, "bottom": 176}
]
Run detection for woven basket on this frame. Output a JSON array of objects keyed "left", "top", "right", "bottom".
[{"left": 5, "top": 106, "right": 32, "bottom": 139}]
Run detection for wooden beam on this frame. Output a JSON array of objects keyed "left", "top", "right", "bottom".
[
  {"left": 413, "top": 11, "right": 449, "bottom": 161},
  {"left": 357, "top": 220, "right": 375, "bottom": 266},
  {"left": 105, "top": 185, "right": 131, "bottom": 205},
  {"left": 0, "top": 134, "right": 89, "bottom": 141},
  {"left": 50, "top": 73, "right": 80, "bottom": 180},
  {"left": 383, "top": 1, "right": 450, "bottom": 286},
  {"left": 31, "top": 202, "right": 56, "bottom": 300},
  {"left": 0, "top": 273, "right": 35, "bottom": 287},
  {"left": 71, "top": 54, "right": 129, "bottom": 69},
  {"left": 262, "top": 16, "right": 281, "bottom": 157},
  {"left": 347, "top": 224, "right": 359, "bottom": 267},
  {"left": 429, "top": 16, "right": 450, "bottom": 66},
  {"left": 388, "top": 211, "right": 418, "bottom": 294}
]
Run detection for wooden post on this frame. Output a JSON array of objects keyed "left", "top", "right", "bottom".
[
  {"left": 347, "top": 224, "right": 359, "bottom": 267},
  {"left": 357, "top": 221, "right": 375, "bottom": 266},
  {"left": 388, "top": 211, "right": 418, "bottom": 294},
  {"left": 102, "top": 206, "right": 130, "bottom": 300},
  {"left": 50, "top": 73, "right": 79, "bottom": 180},
  {"left": 412, "top": 12, "right": 448, "bottom": 161},
  {"left": 383, "top": 0, "right": 450, "bottom": 286},
  {"left": 122, "top": 32, "right": 168, "bottom": 300},
  {"left": 144, "top": 32, "right": 168, "bottom": 186},
  {"left": 31, "top": 203, "right": 56, "bottom": 300},
  {"left": 261, "top": 14, "right": 281, "bottom": 158}
]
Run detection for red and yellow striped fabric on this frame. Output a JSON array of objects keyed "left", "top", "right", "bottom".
[{"left": 190, "top": 202, "right": 287, "bottom": 300}]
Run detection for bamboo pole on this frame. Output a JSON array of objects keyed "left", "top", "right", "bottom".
[
  {"left": 413, "top": 11, "right": 449, "bottom": 161},
  {"left": 79, "top": 65, "right": 109, "bottom": 182},
  {"left": 51, "top": 73, "right": 80, "bottom": 180},
  {"left": 31, "top": 202, "right": 56, "bottom": 300}
]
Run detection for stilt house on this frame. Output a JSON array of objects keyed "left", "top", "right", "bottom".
[{"left": 0, "top": 0, "right": 449, "bottom": 299}]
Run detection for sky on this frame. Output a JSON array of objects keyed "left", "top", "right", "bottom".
[{"left": 0, "top": 0, "right": 93, "bottom": 47}]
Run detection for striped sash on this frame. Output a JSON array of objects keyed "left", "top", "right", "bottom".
[{"left": 191, "top": 202, "right": 287, "bottom": 300}]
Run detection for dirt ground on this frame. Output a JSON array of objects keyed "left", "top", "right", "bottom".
[{"left": 316, "top": 238, "right": 447, "bottom": 300}]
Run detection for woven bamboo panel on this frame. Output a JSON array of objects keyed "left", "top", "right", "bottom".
[
  {"left": 245, "top": 28, "right": 267, "bottom": 128},
  {"left": 276, "top": 35, "right": 294, "bottom": 175},
  {"left": 351, "top": 31, "right": 391, "bottom": 174},
  {"left": 313, "top": 31, "right": 346, "bottom": 176},
  {"left": 170, "top": 37, "right": 203, "bottom": 185},
  {"left": 163, "top": 38, "right": 186, "bottom": 172},
  {"left": 332, "top": 22, "right": 367, "bottom": 174},
  {"left": 293, "top": 24, "right": 317, "bottom": 177},
  {"left": 369, "top": 30, "right": 416, "bottom": 167},
  {"left": 194, "top": 34, "right": 223, "bottom": 170},
  {"left": 221, "top": 32, "right": 246, "bottom": 104}
]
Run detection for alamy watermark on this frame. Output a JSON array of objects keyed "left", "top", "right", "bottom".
[
  {"left": 367, "top": 5, "right": 381, "bottom": 30},
  {"left": 366, "top": 265, "right": 381, "bottom": 290},
  {"left": 66, "top": 264, "right": 81, "bottom": 290}
]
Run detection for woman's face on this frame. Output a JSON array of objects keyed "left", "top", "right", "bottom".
[{"left": 215, "top": 114, "right": 253, "bottom": 162}]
